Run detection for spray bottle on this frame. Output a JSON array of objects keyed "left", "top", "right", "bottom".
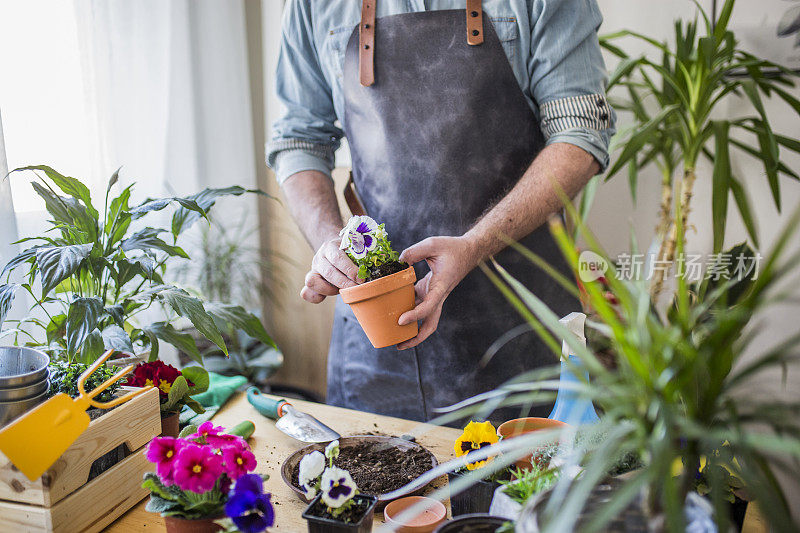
[{"left": 547, "top": 312, "right": 600, "bottom": 425}]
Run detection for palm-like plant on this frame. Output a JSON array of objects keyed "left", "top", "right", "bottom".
[
  {"left": 0, "top": 165, "right": 274, "bottom": 364},
  {"left": 602, "top": 0, "right": 800, "bottom": 297},
  {"left": 474, "top": 199, "right": 800, "bottom": 531}
]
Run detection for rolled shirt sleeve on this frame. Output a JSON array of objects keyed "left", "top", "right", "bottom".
[
  {"left": 267, "top": 0, "right": 343, "bottom": 185},
  {"left": 528, "top": 0, "right": 616, "bottom": 171}
]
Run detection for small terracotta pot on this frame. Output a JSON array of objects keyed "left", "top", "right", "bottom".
[
  {"left": 496, "top": 417, "right": 567, "bottom": 470},
  {"left": 164, "top": 515, "right": 223, "bottom": 533},
  {"left": 160, "top": 411, "right": 181, "bottom": 437},
  {"left": 340, "top": 266, "right": 418, "bottom": 348},
  {"left": 384, "top": 496, "right": 447, "bottom": 533}
]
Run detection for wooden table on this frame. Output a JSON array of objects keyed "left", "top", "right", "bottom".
[{"left": 104, "top": 392, "right": 461, "bottom": 532}]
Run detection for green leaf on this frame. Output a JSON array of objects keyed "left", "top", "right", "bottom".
[
  {"left": 46, "top": 313, "right": 67, "bottom": 345},
  {"left": 121, "top": 228, "right": 189, "bottom": 259},
  {"left": 65, "top": 297, "right": 104, "bottom": 357},
  {"left": 714, "top": 0, "right": 734, "bottom": 43},
  {"left": 143, "top": 322, "right": 201, "bottom": 363},
  {"left": 143, "top": 328, "right": 160, "bottom": 362},
  {"left": 0, "top": 284, "right": 18, "bottom": 330},
  {"left": 1, "top": 246, "right": 41, "bottom": 279},
  {"left": 112, "top": 256, "right": 160, "bottom": 287},
  {"left": 184, "top": 397, "right": 205, "bottom": 415},
  {"left": 180, "top": 365, "right": 210, "bottom": 394},
  {"left": 606, "top": 105, "right": 678, "bottom": 179},
  {"left": 729, "top": 176, "right": 759, "bottom": 248},
  {"left": 741, "top": 82, "right": 781, "bottom": 208},
  {"left": 128, "top": 197, "right": 207, "bottom": 226},
  {"left": 607, "top": 57, "right": 641, "bottom": 89},
  {"left": 204, "top": 303, "right": 275, "bottom": 348},
  {"left": 78, "top": 328, "right": 106, "bottom": 364},
  {"left": 102, "top": 324, "right": 134, "bottom": 354},
  {"left": 158, "top": 289, "right": 227, "bottom": 356},
  {"left": 171, "top": 186, "right": 273, "bottom": 236},
  {"left": 14, "top": 165, "right": 99, "bottom": 219},
  {"left": 163, "top": 375, "right": 189, "bottom": 412},
  {"left": 105, "top": 185, "right": 132, "bottom": 249},
  {"left": 35, "top": 244, "right": 93, "bottom": 296},
  {"left": 711, "top": 121, "right": 731, "bottom": 253}
]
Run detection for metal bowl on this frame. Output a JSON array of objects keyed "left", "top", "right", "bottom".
[
  {"left": 281, "top": 435, "right": 439, "bottom": 508},
  {"left": 0, "top": 370, "right": 49, "bottom": 401},
  {"left": 0, "top": 382, "right": 50, "bottom": 427},
  {"left": 0, "top": 347, "right": 50, "bottom": 388}
]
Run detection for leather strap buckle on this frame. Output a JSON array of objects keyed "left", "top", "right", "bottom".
[
  {"left": 359, "top": 0, "right": 377, "bottom": 86},
  {"left": 466, "top": 0, "right": 484, "bottom": 45}
]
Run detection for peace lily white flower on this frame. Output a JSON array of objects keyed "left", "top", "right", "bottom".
[
  {"left": 299, "top": 450, "right": 325, "bottom": 498},
  {"left": 320, "top": 466, "right": 358, "bottom": 508},
  {"left": 324, "top": 440, "right": 340, "bottom": 462}
]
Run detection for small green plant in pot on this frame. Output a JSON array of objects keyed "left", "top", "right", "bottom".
[
  {"left": 124, "top": 360, "right": 209, "bottom": 437},
  {"left": 300, "top": 440, "right": 378, "bottom": 533},
  {"left": 0, "top": 165, "right": 274, "bottom": 367},
  {"left": 337, "top": 216, "right": 417, "bottom": 348}
]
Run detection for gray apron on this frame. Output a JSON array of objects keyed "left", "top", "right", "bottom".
[{"left": 327, "top": 5, "right": 578, "bottom": 425}]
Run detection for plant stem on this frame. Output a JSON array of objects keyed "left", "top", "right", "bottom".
[{"left": 652, "top": 167, "right": 696, "bottom": 299}]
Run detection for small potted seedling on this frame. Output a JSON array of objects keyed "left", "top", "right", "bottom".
[
  {"left": 489, "top": 461, "right": 561, "bottom": 521},
  {"left": 338, "top": 216, "right": 417, "bottom": 348},
  {"left": 142, "top": 421, "right": 272, "bottom": 533},
  {"left": 448, "top": 421, "right": 510, "bottom": 516},
  {"left": 301, "top": 440, "right": 378, "bottom": 533},
  {"left": 124, "top": 360, "right": 209, "bottom": 437}
]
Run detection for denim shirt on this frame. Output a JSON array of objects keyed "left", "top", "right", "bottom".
[{"left": 268, "top": 0, "right": 616, "bottom": 184}]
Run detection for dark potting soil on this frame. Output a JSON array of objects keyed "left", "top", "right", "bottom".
[
  {"left": 86, "top": 405, "right": 130, "bottom": 482},
  {"left": 305, "top": 494, "right": 374, "bottom": 524},
  {"left": 293, "top": 441, "right": 433, "bottom": 495},
  {"left": 365, "top": 261, "right": 407, "bottom": 282}
]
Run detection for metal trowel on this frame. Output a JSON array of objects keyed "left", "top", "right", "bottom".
[{"left": 247, "top": 387, "right": 340, "bottom": 443}]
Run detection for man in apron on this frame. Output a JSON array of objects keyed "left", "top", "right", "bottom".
[{"left": 268, "top": 0, "right": 615, "bottom": 423}]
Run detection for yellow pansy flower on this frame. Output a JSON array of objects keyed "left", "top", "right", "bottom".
[{"left": 454, "top": 421, "right": 499, "bottom": 470}]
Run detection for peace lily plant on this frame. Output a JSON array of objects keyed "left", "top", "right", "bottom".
[{"left": 0, "top": 165, "right": 275, "bottom": 367}]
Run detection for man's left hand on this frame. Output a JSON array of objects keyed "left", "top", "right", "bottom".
[{"left": 396, "top": 236, "right": 481, "bottom": 350}]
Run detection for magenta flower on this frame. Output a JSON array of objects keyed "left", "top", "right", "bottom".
[
  {"left": 173, "top": 443, "right": 225, "bottom": 493},
  {"left": 191, "top": 421, "right": 223, "bottom": 441},
  {"left": 145, "top": 437, "right": 184, "bottom": 485},
  {"left": 222, "top": 442, "right": 257, "bottom": 480}
]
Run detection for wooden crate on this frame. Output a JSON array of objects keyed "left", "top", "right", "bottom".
[{"left": 0, "top": 386, "right": 161, "bottom": 532}]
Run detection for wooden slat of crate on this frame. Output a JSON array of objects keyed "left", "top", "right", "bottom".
[
  {"left": 0, "top": 445, "right": 152, "bottom": 533},
  {"left": 0, "top": 386, "right": 160, "bottom": 506}
]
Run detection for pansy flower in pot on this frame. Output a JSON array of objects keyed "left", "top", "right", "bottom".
[
  {"left": 338, "top": 216, "right": 418, "bottom": 348},
  {"left": 300, "top": 440, "right": 378, "bottom": 533},
  {"left": 448, "top": 421, "right": 508, "bottom": 517},
  {"left": 142, "top": 422, "right": 268, "bottom": 533},
  {"left": 125, "top": 360, "right": 209, "bottom": 437}
]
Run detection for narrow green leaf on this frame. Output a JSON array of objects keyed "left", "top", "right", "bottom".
[
  {"left": 65, "top": 297, "right": 104, "bottom": 357},
  {"left": 711, "top": 122, "right": 731, "bottom": 253},
  {"left": 1, "top": 246, "right": 40, "bottom": 279},
  {"left": 714, "top": 0, "right": 734, "bottom": 43},
  {"left": 13, "top": 165, "right": 98, "bottom": 219},
  {"left": 171, "top": 186, "right": 273, "bottom": 236},
  {"left": 729, "top": 176, "right": 760, "bottom": 248},
  {"left": 35, "top": 243, "right": 93, "bottom": 295}
]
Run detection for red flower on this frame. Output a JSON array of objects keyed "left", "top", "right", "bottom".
[{"left": 125, "top": 361, "right": 193, "bottom": 398}]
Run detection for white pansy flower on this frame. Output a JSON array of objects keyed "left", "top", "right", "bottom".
[
  {"left": 339, "top": 216, "right": 379, "bottom": 258},
  {"left": 299, "top": 450, "right": 325, "bottom": 489},
  {"left": 324, "top": 440, "right": 340, "bottom": 461},
  {"left": 320, "top": 466, "right": 358, "bottom": 508}
]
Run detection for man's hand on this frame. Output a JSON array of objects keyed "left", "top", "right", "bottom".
[
  {"left": 396, "top": 236, "right": 479, "bottom": 350},
  {"left": 300, "top": 236, "right": 361, "bottom": 303}
]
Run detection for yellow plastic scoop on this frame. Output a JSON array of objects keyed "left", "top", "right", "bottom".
[{"left": 0, "top": 350, "right": 150, "bottom": 481}]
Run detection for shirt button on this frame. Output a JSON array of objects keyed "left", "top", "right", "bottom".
[
  {"left": 600, "top": 113, "right": 609, "bottom": 121},
  {"left": 597, "top": 98, "right": 605, "bottom": 108}
]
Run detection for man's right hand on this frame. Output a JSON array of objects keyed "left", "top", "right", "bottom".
[{"left": 300, "top": 236, "right": 361, "bottom": 303}]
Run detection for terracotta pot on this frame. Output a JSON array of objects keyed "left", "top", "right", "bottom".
[
  {"left": 496, "top": 418, "right": 567, "bottom": 470},
  {"left": 160, "top": 411, "right": 181, "bottom": 437},
  {"left": 164, "top": 515, "right": 223, "bottom": 533},
  {"left": 384, "top": 496, "right": 447, "bottom": 533},
  {"left": 339, "top": 266, "right": 418, "bottom": 348}
]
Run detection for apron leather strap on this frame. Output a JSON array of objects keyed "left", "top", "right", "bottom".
[
  {"left": 344, "top": 172, "right": 367, "bottom": 216},
  {"left": 359, "top": 0, "right": 377, "bottom": 86},
  {"left": 466, "top": 0, "right": 484, "bottom": 45},
  {"left": 359, "top": 0, "right": 483, "bottom": 86}
]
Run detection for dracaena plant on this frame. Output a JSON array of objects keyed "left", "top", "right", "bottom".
[
  {"left": 472, "top": 201, "right": 800, "bottom": 532},
  {"left": 601, "top": 0, "right": 800, "bottom": 297},
  {"left": 0, "top": 165, "right": 275, "bottom": 365}
]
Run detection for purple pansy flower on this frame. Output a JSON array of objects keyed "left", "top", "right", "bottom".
[
  {"left": 225, "top": 473, "right": 275, "bottom": 533},
  {"left": 320, "top": 466, "right": 358, "bottom": 508},
  {"left": 339, "top": 216, "right": 379, "bottom": 259}
]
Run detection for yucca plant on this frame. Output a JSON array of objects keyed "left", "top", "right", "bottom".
[
  {"left": 470, "top": 196, "right": 800, "bottom": 532},
  {"left": 0, "top": 165, "right": 275, "bottom": 365},
  {"left": 601, "top": 0, "right": 800, "bottom": 297}
]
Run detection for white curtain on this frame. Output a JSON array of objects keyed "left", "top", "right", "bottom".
[
  {"left": 0, "top": 110, "right": 19, "bottom": 266},
  {"left": 73, "top": 0, "right": 258, "bottom": 198}
]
